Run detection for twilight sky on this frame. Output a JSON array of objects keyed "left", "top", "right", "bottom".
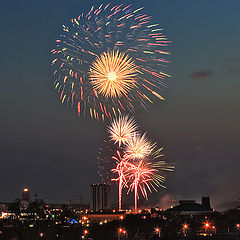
[{"left": 1, "top": 0, "right": 240, "bottom": 210}]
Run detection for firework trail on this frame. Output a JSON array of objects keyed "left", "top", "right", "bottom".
[
  {"left": 111, "top": 151, "right": 129, "bottom": 211},
  {"left": 51, "top": 3, "right": 171, "bottom": 120},
  {"left": 97, "top": 140, "right": 119, "bottom": 183}
]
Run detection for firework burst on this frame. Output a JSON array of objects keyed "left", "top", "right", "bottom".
[
  {"left": 51, "top": 3, "right": 171, "bottom": 120},
  {"left": 108, "top": 115, "right": 138, "bottom": 147},
  {"left": 127, "top": 151, "right": 174, "bottom": 212},
  {"left": 124, "top": 133, "right": 154, "bottom": 159},
  {"left": 89, "top": 50, "right": 137, "bottom": 98}
]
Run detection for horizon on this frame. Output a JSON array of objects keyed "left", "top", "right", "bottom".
[{"left": 1, "top": 0, "right": 240, "bottom": 213}]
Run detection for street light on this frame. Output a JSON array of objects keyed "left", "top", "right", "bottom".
[
  {"left": 82, "top": 230, "right": 88, "bottom": 240},
  {"left": 183, "top": 224, "right": 188, "bottom": 236},
  {"left": 204, "top": 222, "right": 210, "bottom": 234},
  {"left": 118, "top": 228, "right": 127, "bottom": 240},
  {"left": 155, "top": 227, "right": 161, "bottom": 238}
]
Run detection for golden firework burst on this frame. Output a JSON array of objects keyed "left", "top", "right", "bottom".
[
  {"left": 108, "top": 115, "right": 138, "bottom": 147},
  {"left": 125, "top": 133, "right": 154, "bottom": 160},
  {"left": 89, "top": 50, "right": 137, "bottom": 98}
]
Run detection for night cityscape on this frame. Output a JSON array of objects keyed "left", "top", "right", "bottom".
[
  {"left": 1, "top": 0, "right": 240, "bottom": 239},
  {"left": 1, "top": 188, "right": 240, "bottom": 239}
]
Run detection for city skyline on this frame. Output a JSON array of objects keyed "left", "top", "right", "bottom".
[{"left": 0, "top": 0, "right": 240, "bottom": 211}]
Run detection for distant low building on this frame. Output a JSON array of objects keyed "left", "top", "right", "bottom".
[
  {"left": 0, "top": 203, "right": 7, "bottom": 212},
  {"left": 166, "top": 197, "right": 213, "bottom": 215},
  {"left": 90, "top": 183, "right": 111, "bottom": 212},
  {"left": 86, "top": 213, "right": 124, "bottom": 223}
]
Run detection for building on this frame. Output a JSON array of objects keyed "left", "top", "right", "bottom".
[
  {"left": 21, "top": 188, "right": 30, "bottom": 210},
  {"left": 85, "top": 213, "right": 124, "bottom": 223},
  {"left": 22, "top": 188, "right": 30, "bottom": 202},
  {"left": 166, "top": 197, "right": 213, "bottom": 215},
  {"left": 90, "top": 184, "right": 111, "bottom": 212}
]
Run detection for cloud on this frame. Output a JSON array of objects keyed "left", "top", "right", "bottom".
[
  {"left": 189, "top": 70, "right": 212, "bottom": 80},
  {"left": 226, "top": 67, "right": 240, "bottom": 73},
  {"left": 222, "top": 57, "right": 240, "bottom": 63},
  {"left": 222, "top": 57, "right": 240, "bottom": 74}
]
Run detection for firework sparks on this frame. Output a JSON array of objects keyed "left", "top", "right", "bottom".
[
  {"left": 111, "top": 151, "right": 129, "bottom": 211},
  {"left": 127, "top": 155, "right": 174, "bottom": 212},
  {"left": 128, "top": 160, "right": 156, "bottom": 212},
  {"left": 108, "top": 115, "right": 138, "bottom": 147},
  {"left": 51, "top": 3, "right": 171, "bottom": 120},
  {"left": 124, "top": 133, "right": 154, "bottom": 159},
  {"left": 108, "top": 146, "right": 174, "bottom": 212},
  {"left": 89, "top": 50, "right": 137, "bottom": 98}
]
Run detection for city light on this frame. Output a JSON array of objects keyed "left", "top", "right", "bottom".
[
  {"left": 212, "top": 225, "right": 216, "bottom": 234},
  {"left": 205, "top": 222, "right": 210, "bottom": 228},
  {"left": 204, "top": 222, "right": 210, "bottom": 234},
  {"left": 183, "top": 224, "right": 188, "bottom": 236},
  {"left": 155, "top": 227, "right": 161, "bottom": 237},
  {"left": 24, "top": 188, "right": 28, "bottom": 192}
]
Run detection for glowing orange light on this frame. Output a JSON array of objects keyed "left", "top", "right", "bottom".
[
  {"left": 237, "top": 224, "right": 240, "bottom": 228},
  {"left": 84, "top": 230, "right": 88, "bottom": 235},
  {"left": 119, "top": 228, "right": 123, "bottom": 233},
  {"left": 123, "top": 230, "right": 126, "bottom": 234},
  {"left": 205, "top": 223, "right": 210, "bottom": 228},
  {"left": 24, "top": 188, "right": 28, "bottom": 192},
  {"left": 155, "top": 228, "right": 160, "bottom": 232},
  {"left": 120, "top": 215, "right": 124, "bottom": 220},
  {"left": 183, "top": 224, "right": 188, "bottom": 229}
]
